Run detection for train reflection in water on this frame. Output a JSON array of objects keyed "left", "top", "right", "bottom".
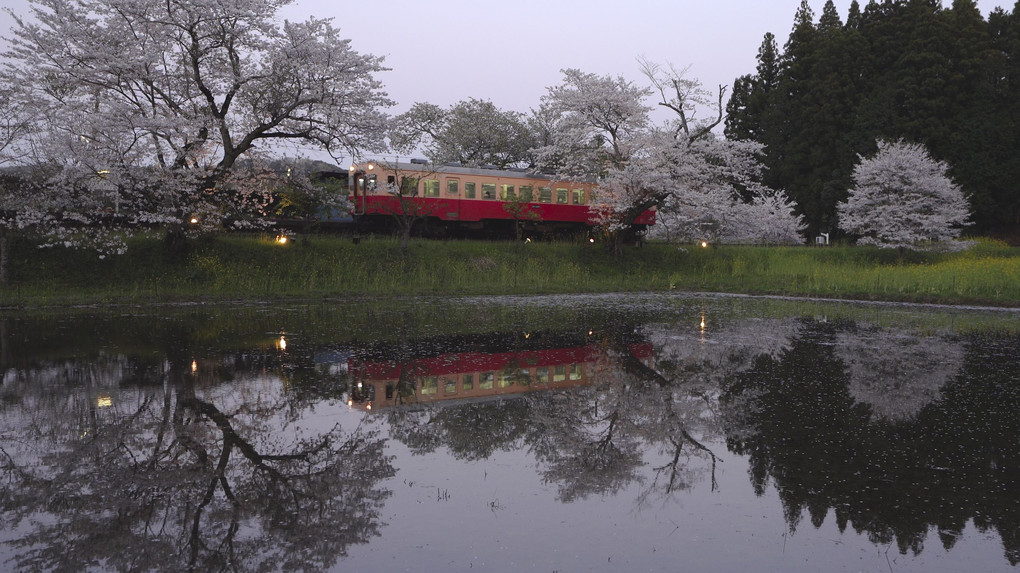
[{"left": 345, "top": 330, "right": 653, "bottom": 411}]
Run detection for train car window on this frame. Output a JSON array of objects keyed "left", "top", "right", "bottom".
[
  {"left": 480, "top": 372, "right": 494, "bottom": 389},
  {"left": 447, "top": 179, "right": 459, "bottom": 195},
  {"left": 553, "top": 365, "right": 567, "bottom": 382},
  {"left": 423, "top": 179, "right": 440, "bottom": 197},
  {"left": 572, "top": 189, "right": 585, "bottom": 205},
  {"left": 464, "top": 182, "right": 476, "bottom": 199},
  {"left": 421, "top": 376, "right": 439, "bottom": 395},
  {"left": 556, "top": 188, "right": 568, "bottom": 204},
  {"left": 519, "top": 185, "right": 534, "bottom": 202},
  {"left": 569, "top": 364, "right": 582, "bottom": 380},
  {"left": 444, "top": 378, "right": 457, "bottom": 394},
  {"left": 536, "top": 367, "right": 550, "bottom": 383},
  {"left": 400, "top": 176, "right": 418, "bottom": 195},
  {"left": 539, "top": 187, "right": 552, "bottom": 203},
  {"left": 481, "top": 183, "right": 496, "bottom": 199},
  {"left": 499, "top": 371, "right": 513, "bottom": 388},
  {"left": 499, "top": 184, "right": 515, "bottom": 200},
  {"left": 365, "top": 174, "right": 378, "bottom": 192},
  {"left": 462, "top": 373, "right": 474, "bottom": 390}
]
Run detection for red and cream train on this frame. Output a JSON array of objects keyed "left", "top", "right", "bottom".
[{"left": 346, "top": 160, "right": 656, "bottom": 237}]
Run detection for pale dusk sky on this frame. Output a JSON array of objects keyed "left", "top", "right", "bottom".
[{"left": 1, "top": 0, "right": 1009, "bottom": 118}]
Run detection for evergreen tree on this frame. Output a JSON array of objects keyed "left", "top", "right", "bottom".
[
  {"left": 761, "top": 1, "right": 819, "bottom": 231},
  {"left": 763, "top": 1, "right": 866, "bottom": 236},
  {"left": 818, "top": 0, "right": 842, "bottom": 31},
  {"left": 725, "top": 33, "right": 780, "bottom": 143},
  {"left": 945, "top": 1, "right": 1018, "bottom": 230},
  {"left": 725, "top": 75, "right": 756, "bottom": 142},
  {"left": 846, "top": 0, "right": 864, "bottom": 29},
  {"left": 730, "top": 0, "right": 1019, "bottom": 235},
  {"left": 979, "top": 3, "right": 1020, "bottom": 229}
]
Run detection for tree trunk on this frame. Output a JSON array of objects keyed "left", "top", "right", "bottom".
[
  {"left": 399, "top": 224, "right": 411, "bottom": 255},
  {"left": 0, "top": 227, "right": 8, "bottom": 288},
  {"left": 164, "top": 225, "right": 190, "bottom": 258}
]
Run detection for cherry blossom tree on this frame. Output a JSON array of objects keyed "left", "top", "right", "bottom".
[
  {"left": 1, "top": 0, "right": 392, "bottom": 253},
  {"left": 535, "top": 62, "right": 801, "bottom": 251},
  {"left": 0, "top": 83, "right": 50, "bottom": 285},
  {"left": 837, "top": 140, "right": 971, "bottom": 250},
  {"left": 653, "top": 187, "right": 804, "bottom": 245}
]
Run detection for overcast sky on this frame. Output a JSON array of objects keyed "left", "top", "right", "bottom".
[{"left": 2, "top": 0, "right": 1010, "bottom": 117}]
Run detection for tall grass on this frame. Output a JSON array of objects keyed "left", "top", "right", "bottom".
[{"left": 2, "top": 234, "right": 1018, "bottom": 307}]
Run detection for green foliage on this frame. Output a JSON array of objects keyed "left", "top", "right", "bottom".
[{"left": 1, "top": 235, "right": 1017, "bottom": 308}]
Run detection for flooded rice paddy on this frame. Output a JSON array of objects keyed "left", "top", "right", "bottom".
[{"left": 1, "top": 294, "right": 1018, "bottom": 572}]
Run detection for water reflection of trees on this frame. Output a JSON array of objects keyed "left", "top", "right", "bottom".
[
  {"left": 384, "top": 328, "right": 725, "bottom": 503},
  {"left": 723, "top": 320, "right": 1020, "bottom": 565},
  {"left": 0, "top": 349, "right": 394, "bottom": 572},
  {"left": 5, "top": 306, "right": 1018, "bottom": 568}
]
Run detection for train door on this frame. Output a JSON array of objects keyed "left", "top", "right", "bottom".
[
  {"left": 446, "top": 177, "right": 462, "bottom": 223},
  {"left": 350, "top": 169, "right": 376, "bottom": 215}
]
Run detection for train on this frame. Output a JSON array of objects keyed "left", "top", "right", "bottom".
[
  {"left": 344, "top": 330, "right": 654, "bottom": 411},
  {"left": 344, "top": 159, "right": 656, "bottom": 239}
]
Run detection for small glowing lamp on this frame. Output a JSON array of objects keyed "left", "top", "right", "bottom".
[
  {"left": 277, "top": 335, "right": 287, "bottom": 351},
  {"left": 275, "top": 235, "right": 289, "bottom": 245},
  {"left": 191, "top": 360, "right": 198, "bottom": 373},
  {"left": 190, "top": 217, "right": 199, "bottom": 224},
  {"left": 700, "top": 241, "right": 708, "bottom": 248}
]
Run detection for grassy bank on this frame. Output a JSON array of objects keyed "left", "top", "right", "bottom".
[{"left": 1, "top": 234, "right": 1018, "bottom": 308}]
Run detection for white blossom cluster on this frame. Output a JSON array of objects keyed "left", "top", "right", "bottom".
[
  {"left": 1, "top": 0, "right": 391, "bottom": 253},
  {"left": 535, "top": 64, "right": 806, "bottom": 246},
  {"left": 837, "top": 140, "right": 971, "bottom": 250}
]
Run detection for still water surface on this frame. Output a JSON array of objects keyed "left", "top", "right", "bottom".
[{"left": 1, "top": 294, "right": 1018, "bottom": 572}]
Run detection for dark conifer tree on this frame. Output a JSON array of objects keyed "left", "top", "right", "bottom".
[
  {"left": 941, "top": 0, "right": 1018, "bottom": 230},
  {"left": 970, "top": 2, "right": 1020, "bottom": 229},
  {"left": 846, "top": 0, "right": 863, "bottom": 29},
  {"left": 728, "top": 0, "right": 1019, "bottom": 235},
  {"left": 761, "top": 1, "right": 822, "bottom": 232},
  {"left": 725, "top": 33, "right": 780, "bottom": 143},
  {"left": 763, "top": 1, "right": 869, "bottom": 236}
]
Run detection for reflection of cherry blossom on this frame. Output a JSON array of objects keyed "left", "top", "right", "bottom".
[
  {"left": 835, "top": 328, "right": 963, "bottom": 420},
  {"left": 0, "top": 363, "right": 394, "bottom": 572}
]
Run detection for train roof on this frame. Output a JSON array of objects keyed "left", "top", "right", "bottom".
[{"left": 351, "top": 159, "right": 576, "bottom": 182}]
